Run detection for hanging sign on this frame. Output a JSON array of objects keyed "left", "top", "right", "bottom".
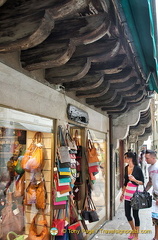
[{"left": 67, "top": 104, "right": 89, "bottom": 125}]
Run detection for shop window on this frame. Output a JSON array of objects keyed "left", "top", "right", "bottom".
[
  {"left": 87, "top": 130, "right": 107, "bottom": 222},
  {"left": 0, "top": 107, "right": 53, "bottom": 239}
]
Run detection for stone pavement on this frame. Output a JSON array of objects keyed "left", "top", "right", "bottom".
[{"left": 88, "top": 201, "right": 154, "bottom": 240}]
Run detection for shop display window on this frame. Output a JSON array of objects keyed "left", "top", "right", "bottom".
[
  {"left": 83, "top": 130, "right": 107, "bottom": 227},
  {"left": 87, "top": 130, "right": 107, "bottom": 220},
  {"left": 0, "top": 107, "right": 53, "bottom": 240}
]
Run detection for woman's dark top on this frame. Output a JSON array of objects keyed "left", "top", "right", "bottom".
[{"left": 124, "top": 165, "right": 144, "bottom": 187}]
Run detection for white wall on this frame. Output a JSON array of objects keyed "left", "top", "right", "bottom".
[{"left": 0, "top": 62, "right": 109, "bottom": 133}]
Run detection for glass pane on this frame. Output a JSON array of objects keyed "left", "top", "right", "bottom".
[
  {"left": 0, "top": 107, "right": 53, "bottom": 239},
  {"left": 87, "top": 130, "right": 107, "bottom": 220}
]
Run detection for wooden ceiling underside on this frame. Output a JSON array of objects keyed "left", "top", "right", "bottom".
[{"left": 0, "top": 0, "right": 149, "bottom": 115}]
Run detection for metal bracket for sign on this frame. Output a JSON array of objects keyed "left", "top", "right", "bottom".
[{"left": 67, "top": 104, "right": 89, "bottom": 125}]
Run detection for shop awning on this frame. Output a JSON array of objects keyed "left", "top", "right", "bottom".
[{"left": 120, "top": 0, "right": 158, "bottom": 92}]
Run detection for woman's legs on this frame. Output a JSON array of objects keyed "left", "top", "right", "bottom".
[
  {"left": 132, "top": 209, "right": 140, "bottom": 240},
  {"left": 125, "top": 200, "right": 135, "bottom": 237}
]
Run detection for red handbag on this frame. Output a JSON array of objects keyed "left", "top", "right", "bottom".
[
  {"left": 52, "top": 219, "right": 65, "bottom": 236},
  {"left": 52, "top": 209, "right": 66, "bottom": 236},
  {"left": 88, "top": 165, "right": 99, "bottom": 173}
]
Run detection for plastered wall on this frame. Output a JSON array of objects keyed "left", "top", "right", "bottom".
[{"left": 0, "top": 62, "right": 109, "bottom": 134}]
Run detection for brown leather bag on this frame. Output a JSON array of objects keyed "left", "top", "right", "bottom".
[
  {"left": 24, "top": 181, "right": 37, "bottom": 206},
  {"left": 14, "top": 174, "right": 25, "bottom": 198},
  {"left": 36, "top": 180, "right": 47, "bottom": 209},
  {"left": 24, "top": 175, "right": 47, "bottom": 209},
  {"left": 28, "top": 212, "right": 49, "bottom": 240}
]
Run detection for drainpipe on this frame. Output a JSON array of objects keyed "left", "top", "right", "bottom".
[{"left": 109, "top": 114, "right": 114, "bottom": 220}]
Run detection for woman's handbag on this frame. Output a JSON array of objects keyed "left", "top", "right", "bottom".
[
  {"left": 28, "top": 212, "right": 49, "bottom": 240},
  {"left": 21, "top": 132, "right": 44, "bottom": 172},
  {"left": 7, "top": 231, "right": 24, "bottom": 240},
  {"left": 130, "top": 185, "right": 152, "bottom": 210}
]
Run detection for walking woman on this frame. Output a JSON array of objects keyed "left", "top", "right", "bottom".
[{"left": 120, "top": 151, "right": 144, "bottom": 240}]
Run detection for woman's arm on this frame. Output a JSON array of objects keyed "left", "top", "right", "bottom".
[
  {"left": 120, "top": 185, "right": 126, "bottom": 201},
  {"left": 129, "top": 175, "right": 143, "bottom": 185}
]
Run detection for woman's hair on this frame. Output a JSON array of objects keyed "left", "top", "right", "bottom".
[{"left": 124, "top": 151, "right": 138, "bottom": 165}]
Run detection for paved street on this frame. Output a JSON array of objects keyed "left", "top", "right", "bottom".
[{"left": 88, "top": 201, "right": 154, "bottom": 240}]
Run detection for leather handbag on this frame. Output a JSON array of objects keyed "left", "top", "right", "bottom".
[
  {"left": 65, "top": 129, "right": 77, "bottom": 152},
  {"left": 82, "top": 195, "right": 99, "bottom": 223},
  {"left": 52, "top": 209, "right": 66, "bottom": 236},
  {"left": 24, "top": 173, "right": 47, "bottom": 209},
  {"left": 14, "top": 174, "right": 25, "bottom": 198},
  {"left": 1, "top": 192, "right": 24, "bottom": 240},
  {"left": 58, "top": 146, "right": 71, "bottom": 163},
  {"left": 87, "top": 130, "right": 99, "bottom": 163},
  {"left": 130, "top": 185, "right": 152, "bottom": 210},
  {"left": 58, "top": 126, "right": 71, "bottom": 163},
  {"left": 7, "top": 231, "right": 24, "bottom": 240},
  {"left": 21, "top": 132, "right": 44, "bottom": 172},
  {"left": 82, "top": 181, "right": 99, "bottom": 223},
  {"left": 88, "top": 165, "right": 99, "bottom": 174},
  {"left": 87, "top": 140, "right": 99, "bottom": 163},
  {"left": 28, "top": 212, "right": 49, "bottom": 240}
]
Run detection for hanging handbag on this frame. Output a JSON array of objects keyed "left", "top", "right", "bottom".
[
  {"left": 7, "top": 231, "right": 24, "bottom": 240},
  {"left": 82, "top": 195, "right": 99, "bottom": 223},
  {"left": 1, "top": 192, "right": 24, "bottom": 240},
  {"left": 21, "top": 132, "right": 44, "bottom": 172},
  {"left": 52, "top": 209, "right": 66, "bottom": 236},
  {"left": 68, "top": 197, "right": 84, "bottom": 240},
  {"left": 24, "top": 173, "right": 47, "bottom": 209},
  {"left": 65, "top": 128, "right": 77, "bottom": 153},
  {"left": 28, "top": 212, "right": 49, "bottom": 240},
  {"left": 88, "top": 165, "right": 99, "bottom": 174},
  {"left": 81, "top": 181, "right": 99, "bottom": 223},
  {"left": 14, "top": 174, "right": 25, "bottom": 198},
  {"left": 130, "top": 185, "right": 152, "bottom": 210},
  {"left": 58, "top": 126, "right": 71, "bottom": 163},
  {"left": 14, "top": 156, "right": 25, "bottom": 175},
  {"left": 87, "top": 140, "right": 99, "bottom": 163}
]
